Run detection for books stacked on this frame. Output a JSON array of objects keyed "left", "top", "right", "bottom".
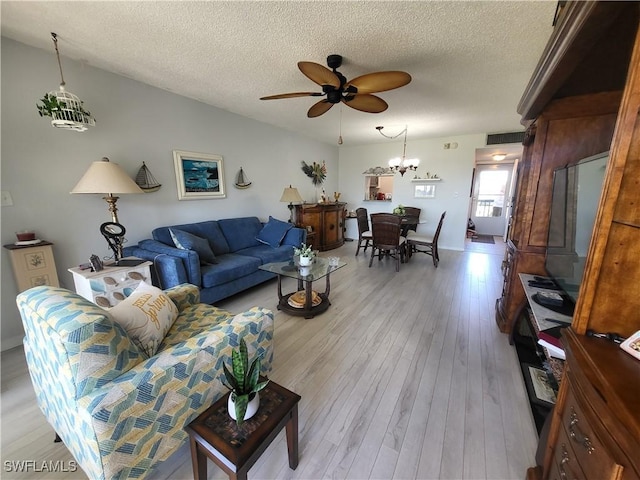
[{"left": 538, "top": 330, "right": 565, "bottom": 360}]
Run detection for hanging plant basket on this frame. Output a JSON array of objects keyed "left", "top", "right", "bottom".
[
  {"left": 37, "top": 89, "right": 95, "bottom": 132},
  {"left": 35, "top": 33, "right": 95, "bottom": 133}
]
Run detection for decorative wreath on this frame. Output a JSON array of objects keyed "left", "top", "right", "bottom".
[{"left": 301, "top": 160, "right": 327, "bottom": 186}]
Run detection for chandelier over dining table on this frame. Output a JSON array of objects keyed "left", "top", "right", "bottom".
[{"left": 376, "top": 125, "right": 420, "bottom": 176}]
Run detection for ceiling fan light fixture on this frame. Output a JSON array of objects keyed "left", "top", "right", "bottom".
[{"left": 260, "top": 54, "right": 411, "bottom": 118}]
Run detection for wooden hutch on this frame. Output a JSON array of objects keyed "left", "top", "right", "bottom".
[
  {"left": 497, "top": 2, "right": 640, "bottom": 479},
  {"left": 294, "top": 202, "right": 346, "bottom": 251}
]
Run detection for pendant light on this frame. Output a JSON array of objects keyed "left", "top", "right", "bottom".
[
  {"left": 376, "top": 125, "right": 420, "bottom": 176},
  {"left": 36, "top": 32, "right": 95, "bottom": 132}
]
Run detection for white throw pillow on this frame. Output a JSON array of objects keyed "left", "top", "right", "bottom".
[{"left": 109, "top": 282, "right": 179, "bottom": 357}]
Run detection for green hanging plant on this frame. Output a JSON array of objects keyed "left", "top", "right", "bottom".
[
  {"left": 36, "top": 93, "right": 91, "bottom": 121},
  {"left": 301, "top": 160, "right": 327, "bottom": 186}
]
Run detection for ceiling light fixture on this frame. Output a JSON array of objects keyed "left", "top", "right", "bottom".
[
  {"left": 36, "top": 32, "right": 95, "bottom": 132},
  {"left": 377, "top": 126, "right": 420, "bottom": 176},
  {"left": 492, "top": 153, "right": 507, "bottom": 161}
]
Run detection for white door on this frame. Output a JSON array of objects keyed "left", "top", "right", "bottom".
[
  {"left": 470, "top": 163, "right": 514, "bottom": 236},
  {"left": 503, "top": 159, "right": 519, "bottom": 241}
]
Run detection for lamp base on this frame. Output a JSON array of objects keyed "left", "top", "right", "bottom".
[{"left": 288, "top": 204, "right": 294, "bottom": 223}]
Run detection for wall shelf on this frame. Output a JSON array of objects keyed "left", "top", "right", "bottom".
[{"left": 410, "top": 178, "right": 441, "bottom": 182}]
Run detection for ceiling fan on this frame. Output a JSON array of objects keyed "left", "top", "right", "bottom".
[{"left": 260, "top": 54, "right": 411, "bottom": 118}]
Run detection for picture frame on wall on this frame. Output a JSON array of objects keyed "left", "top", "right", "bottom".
[
  {"left": 173, "top": 150, "right": 226, "bottom": 200},
  {"left": 414, "top": 184, "right": 436, "bottom": 199}
]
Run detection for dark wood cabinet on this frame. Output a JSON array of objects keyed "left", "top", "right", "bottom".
[
  {"left": 499, "top": 2, "right": 640, "bottom": 478},
  {"left": 294, "top": 203, "right": 346, "bottom": 251}
]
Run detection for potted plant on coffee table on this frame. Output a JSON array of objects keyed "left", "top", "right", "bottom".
[
  {"left": 294, "top": 243, "right": 315, "bottom": 267},
  {"left": 222, "top": 338, "right": 269, "bottom": 425}
]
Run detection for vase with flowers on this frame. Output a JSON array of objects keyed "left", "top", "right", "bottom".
[{"left": 294, "top": 243, "right": 315, "bottom": 267}]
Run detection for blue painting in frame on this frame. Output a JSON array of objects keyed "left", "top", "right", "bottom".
[{"left": 173, "top": 150, "right": 226, "bottom": 200}]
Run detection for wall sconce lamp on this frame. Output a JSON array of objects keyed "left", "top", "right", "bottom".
[
  {"left": 377, "top": 126, "right": 420, "bottom": 176},
  {"left": 71, "top": 157, "right": 144, "bottom": 261},
  {"left": 280, "top": 185, "right": 304, "bottom": 223}
]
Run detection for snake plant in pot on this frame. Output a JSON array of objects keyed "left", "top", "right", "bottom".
[{"left": 222, "top": 338, "right": 269, "bottom": 425}]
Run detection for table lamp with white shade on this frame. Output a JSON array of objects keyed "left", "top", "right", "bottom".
[
  {"left": 280, "top": 185, "right": 304, "bottom": 223},
  {"left": 71, "top": 157, "right": 143, "bottom": 262}
]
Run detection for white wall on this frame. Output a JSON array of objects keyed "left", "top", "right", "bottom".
[
  {"left": 338, "top": 134, "right": 485, "bottom": 251},
  {"left": 1, "top": 38, "right": 338, "bottom": 351}
]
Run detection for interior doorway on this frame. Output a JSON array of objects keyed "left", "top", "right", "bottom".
[
  {"left": 470, "top": 164, "right": 513, "bottom": 236},
  {"left": 469, "top": 145, "right": 522, "bottom": 238}
]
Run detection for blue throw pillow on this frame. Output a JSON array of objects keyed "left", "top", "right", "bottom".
[
  {"left": 169, "top": 228, "right": 217, "bottom": 265},
  {"left": 256, "top": 216, "right": 293, "bottom": 248}
]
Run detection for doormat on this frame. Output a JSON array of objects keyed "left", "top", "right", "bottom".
[{"left": 471, "top": 234, "right": 495, "bottom": 244}]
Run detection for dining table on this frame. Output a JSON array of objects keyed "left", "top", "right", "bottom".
[{"left": 394, "top": 214, "right": 419, "bottom": 237}]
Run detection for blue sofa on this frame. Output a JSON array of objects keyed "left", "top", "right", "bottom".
[{"left": 124, "top": 216, "right": 306, "bottom": 304}]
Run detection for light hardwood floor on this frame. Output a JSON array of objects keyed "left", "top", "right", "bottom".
[{"left": 1, "top": 241, "right": 538, "bottom": 480}]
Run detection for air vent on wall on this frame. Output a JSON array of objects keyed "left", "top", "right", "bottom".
[{"left": 486, "top": 131, "right": 526, "bottom": 145}]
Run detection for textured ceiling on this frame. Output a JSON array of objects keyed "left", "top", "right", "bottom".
[{"left": 1, "top": 1, "right": 556, "bottom": 146}]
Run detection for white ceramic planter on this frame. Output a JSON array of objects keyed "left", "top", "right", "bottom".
[
  {"left": 228, "top": 392, "right": 260, "bottom": 422},
  {"left": 299, "top": 265, "right": 311, "bottom": 276},
  {"left": 299, "top": 256, "right": 312, "bottom": 267}
]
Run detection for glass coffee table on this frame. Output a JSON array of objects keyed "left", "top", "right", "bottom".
[{"left": 259, "top": 257, "right": 346, "bottom": 318}]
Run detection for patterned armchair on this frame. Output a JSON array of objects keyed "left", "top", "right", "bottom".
[{"left": 16, "top": 283, "right": 274, "bottom": 479}]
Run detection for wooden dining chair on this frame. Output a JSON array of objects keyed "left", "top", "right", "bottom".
[
  {"left": 401, "top": 206, "right": 421, "bottom": 235},
  {"left": 369, "top": 213, "right": 406, "bottom": 272},
  {"left": 355, "top": 207, "right": 373, "bottom": 256},
  {"left": 406, "top": 211, "right": 446, "bottom": 267}
]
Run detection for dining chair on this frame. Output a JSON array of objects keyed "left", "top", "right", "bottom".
[
  {"left": 369, "top": 213, "right": 406, "bottom": 272},
  {"left": 355, "top": 207, "right": 373, "bottom": 256},
  {"left": 401, "top": 206, "right": 421, "bottom": 235},
  {"left": 406, "top": 211, "right": 446, "bottom": 267}
]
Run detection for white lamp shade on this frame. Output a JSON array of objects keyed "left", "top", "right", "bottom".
[
  {"left": 388, "top": 157, "right": 401, "bottom": 168},
  {"left": 71, "top": 157, "right": 144, "bottom": 194},
  {"left": 280, "top": 186, "right": 304, "bottom": 203}
]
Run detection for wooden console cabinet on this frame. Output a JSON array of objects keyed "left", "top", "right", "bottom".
[
  {"left": 504, "top": 2, "right": 640, "bottom": 479},
  {"left": 294, "top": 202, "right": 346, "bottom": 251}
]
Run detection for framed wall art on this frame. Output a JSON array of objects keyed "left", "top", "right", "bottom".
[
  {"left": 173, "top": 150, "right": 226, "bottom": 200},
  {"left": 414, "top": 184, "right": 436, "bottom": 199}
]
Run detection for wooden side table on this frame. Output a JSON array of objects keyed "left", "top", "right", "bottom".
[
  {"left": 186, "top": 381, "right": 301, "bottom": 480},
  {"left": 3, "top": 241, "right": 60, "bottom": 292}
]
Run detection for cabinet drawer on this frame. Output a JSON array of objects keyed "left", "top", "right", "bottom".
[
  {"left": 552, "top": 423, "right": 587, "bottom": 480},
  {"left": 561, "top": 384, "right": 623, "bottom": 480}
]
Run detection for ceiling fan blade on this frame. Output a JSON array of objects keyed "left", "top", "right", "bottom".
[
  {"left": 307, "top": 100, "right": 335, "bottom": 118},
  {"left": 298, "top": 62, "right": 341, "bottom": 88},
  {"left": 345, "top": 71, "right": 412, "bottom": 94},
  {"left": 260, "top": 92, "right": 323, "bottom": 100},
  {"left": 342, "top": 94, "right": 388, "bottom": 113}
]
